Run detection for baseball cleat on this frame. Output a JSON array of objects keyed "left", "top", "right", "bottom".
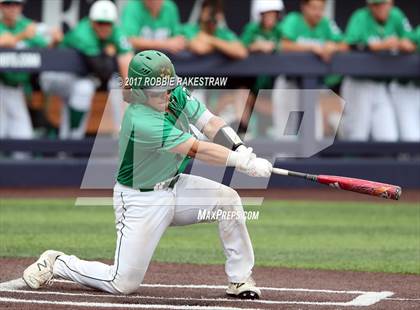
[
  {"left": 226, "top": 277, "right": 261, "bottom": 299},
  {"left": 23, "top": 250, "right": 64, "bottom": 289}
]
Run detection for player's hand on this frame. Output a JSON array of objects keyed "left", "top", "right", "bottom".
[
  {"left": 249, "top": 40, "right": 275, "bottom": 53},
  {"left": 236, "top": 145, "right": 255, "bottom": 156},
  {"left": 320, "top": 42, "right": 337, "bottom": 62},
  {"left": 399, "top": 39, "right": 416, "bottom": 53},
  {"left": 22, "top": 23, "right": 37, "bottom": 40},
  {"left": 0, "top": 33, "right": 18, "bottom": 47},
  {"left": 166, "top": 36, "right": 186, "bottom": 54},
  {"left": 383, "top": 36, "right": 400, "bottom": 51},
  {"left": 242, "top": 157, "right": 273, "bottom": 178}
]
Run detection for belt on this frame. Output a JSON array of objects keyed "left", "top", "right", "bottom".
[{"left": 139, "top": 175, "right": 180, "bottom": 192}]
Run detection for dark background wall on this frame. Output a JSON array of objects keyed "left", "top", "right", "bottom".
[{"left": 23, "top": 0, "right": 420, "bottom": 35}]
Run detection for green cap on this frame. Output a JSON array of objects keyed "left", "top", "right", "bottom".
[{"left": 367, "top": 0, "right": 389, "bottom": 4}]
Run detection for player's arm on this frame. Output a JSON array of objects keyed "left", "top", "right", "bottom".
[
  {"left": 170, "top": 137, "right": 230, "bottom": 165},
  {"left": 169, "top": 137, "right": 272, "bottom": 177},
  {"left": 208, "top": 36, "right": 248, "bottom": 59},
  {"left": 194, "top": 109, "right": 248, "bottom": 152}
]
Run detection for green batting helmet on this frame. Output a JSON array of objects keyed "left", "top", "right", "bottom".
[{"left": 128, "top": 50, "right": 179, "bottom": 103}]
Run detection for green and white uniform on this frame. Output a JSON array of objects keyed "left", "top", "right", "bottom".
[
  {"left": 0, "top": 16, "right": 47, "bottom": 139},
  {"left": 122, "top": 0, "right": 181, "bottom": 39},
  {"left": 389, "top": 25, "right": 420, "bottom": 141},
  {"left": 61, "top": 17, "right": 132, "bottom": 56},
  {"left": 282, "top": 12, "right": 343, "bottom": 45},
  {"left": 53, "top": 81, "right": 255, "bottom": 294},
  {"left": 345, "top": 7, "right": 412, "bottom": 47},
  {"left": 40, "top": 18, "right": 132, "bottom": 139},
  {"left": 241, "top": 21, "right": 282, "bottom": 50},
  {"left": 340, "top": 7, "right": 411, "bottom": 141},
  {"left": 241, "top": 22, "right": 283, "bottom": 93},
  {"left": 117, "top": 86, "right": 206, "bottom": 189},
  {"left": 281, "top": 11, "right": 343, "bottom": 87}
]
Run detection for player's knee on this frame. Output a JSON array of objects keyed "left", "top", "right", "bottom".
[
  {"left": 111, "top": 269, "right": 145, "bottom": 295},
  {"left": 112, "top": 279, "right": 141, "bottom": 295},
  {"left": 218, "top": 186, "right": 243, "bottom": 213},
  {"left": 70, "top": 79, "right": 96, "bottom": 111}
]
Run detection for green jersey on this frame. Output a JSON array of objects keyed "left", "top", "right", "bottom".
[
  {"left": 61, "top": 18, "right": 132, "bottom": 56},
  {"left": 122, "top": 0, "right": 181, "bottom": 39},
  {"left": 281, "top": 12, "right": 343, "bottom": 45},
  {"left": 345, "top": 7, "right": 412, "bottom": 45},
  {"left": 181, "top": 24, "right": 238, "bottom": 41},
  {"left": 240, "top": 21, "right": 283, "bottom": 50},
  {"left": 281, "top": 12, "right": 343, "bottom": 87},
  {"left": 0, "top": 16, "right": 48, "bottom": 86},
  {"left": 117, "top": 86, "right": 207, "bottom": 189}
]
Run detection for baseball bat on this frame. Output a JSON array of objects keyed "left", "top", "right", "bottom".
[{"left": 272, "top": 168, "right": 402, "bottom": 200}]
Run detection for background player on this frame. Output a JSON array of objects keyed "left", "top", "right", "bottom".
[
  {"left": 122, "top": 0, "right": 186, "bottom": 54},
  {"left": 0, "top": 0, "right": 48, "bottom": 141},
  {"left": 40, "top": 0, "right": 132, "bottom": 139},
  {"left": 340, "top": 0, "right": 413, "bottom": 141},
  {"left": 23, "top": 50, "right": 273, "bottom": 300},
  {"left": 389, "top": 24, "right": 420, "bottom": 141}
]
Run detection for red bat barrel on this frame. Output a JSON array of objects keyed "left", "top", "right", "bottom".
[{"left": 316, "top": 175, "right": 402, "bottom": 200}]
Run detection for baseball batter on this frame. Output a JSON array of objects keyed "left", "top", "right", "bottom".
[{"left": 23, "top": 50, "right": 273, "bottom": 299}]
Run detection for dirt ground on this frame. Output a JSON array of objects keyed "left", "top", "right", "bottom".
[
  {"left": 1, "top": 188, "right": 418, "bottom": 309},
  {"left": 0, "top": 259, "right": 419, "bottom": 310}
]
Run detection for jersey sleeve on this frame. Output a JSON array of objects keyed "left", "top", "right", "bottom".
[
  {"left": 393, "top": 8, "right": 412, "bottom": 39},
  {"left": 176, "top": 86, "right": 208, "bottom": 125},
  {"left": 345, "top": 10, "right": 364, "bottom": 44},
  {"left": 281, "top": 13, "right": 298, "bottom": 41},
  {"left": 180, "top": 23, "right": 199, "bottom": 41},
  {"left": 121, "top": 0, "right": 140, "bottom": 37},
  {"left": 167, "top": 0, "right": 182, "bottom": 36},
  {"left": 131, "top": 113, "right": 192, "bottom": 151},
  {"left": 113, "top": 27, "right": 133, "bottom": 55},
  {"left": 217, "top": 27, "right": 239, "bottom": 42},
  {"left": 327, "top": 19, "right": 343, "bottom": 42},
  {"left": 240, "top": 22, "right": 257, "bottom": 47}
]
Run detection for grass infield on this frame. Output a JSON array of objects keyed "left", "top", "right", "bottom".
[{"left": 0, "top": 199, "right": 419, "bottom": 274}]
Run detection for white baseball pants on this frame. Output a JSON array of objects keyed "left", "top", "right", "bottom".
[
  {"left": 0, "top": 83, "right": 33, "bottom": 139},
  {"left": 389, "top": 81, "right": 420, "bottom": 142},
  {"left": 53, "top": 174, "right": 255, "bottom": 294},
  {"left": 40, "top": 72, "right": 124, "bottom": 139},
  {"left": 340, "top": 78, "right": 398, "bottom": 142}
]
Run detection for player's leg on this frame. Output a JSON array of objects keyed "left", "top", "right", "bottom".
[
  {"left": 389, "top": 82, "right": 420, "bottom": 142},
  {"left": 5, "top": 86, "right": 33, "bottom": 139},
  {"left": 172, "top": 174, "right": 254, "bottom": 284},
  {"left": 371, "top": 82, "right": 398, "bottom": 142},
  {"left": 26, "top": 184, "right": 175, "bottom": 294},
  {"left": 68, "top": 78, "right": 96, "bottom": 139},
  {"left": 340, "top": 78, "right": 372, "bottom": 141},
  {"left": 0, "top": 83, "right": 9, "bottom": 138},
  {"left": 40, "top": 72, "right": 74, "bottom": 139}
]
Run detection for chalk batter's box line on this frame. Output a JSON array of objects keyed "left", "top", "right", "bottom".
[{"left": 0, "top": 278, "right": 394, "bottom": 307}]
